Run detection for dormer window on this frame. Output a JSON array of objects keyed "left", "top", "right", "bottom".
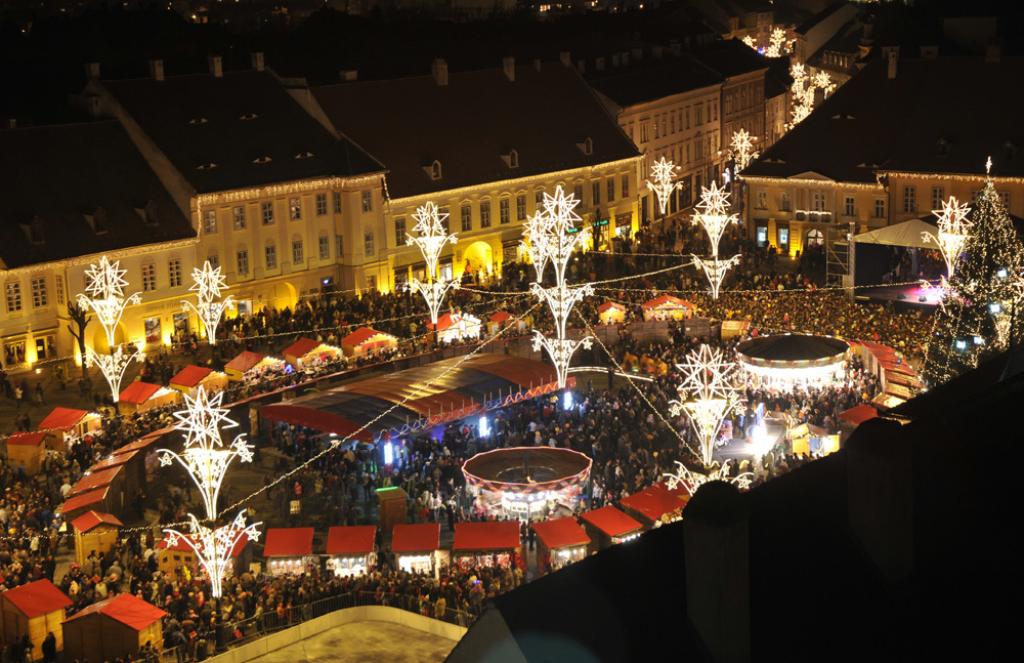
[
  {"left": 20, "top": 216, "right": 45, "bottom": 245},
  {"left": 239, "top": 112, "right": 259, "bottom": 121},
  {"left": 577, "top": 137, "right": 593, "bottom": 156},
  {"left": 188, "top": 117, "right": 208, "bottom": 125},
  {"left": 936, "top": 138, "right": 951, "bottom": 157},
  {"left": 423, "top": 159, "right": 443, "bottom": 181},
  {"left": 85, "top": 207, "right": 109, "bottom": 236},
  {"left": 253, "top": 155, "right": 273, "bottom": 165},
  {"left": 196, "top": 162, "right": 218, "bottom": 170},
  {"left": 502, "top": 149, "right": 520, "bottom": 169},
  {"left": 135, "top": 200, "right": 160, "bottom": 227},
  {"left": 294, "top": 151, "right": 315, "bottom": 160}
]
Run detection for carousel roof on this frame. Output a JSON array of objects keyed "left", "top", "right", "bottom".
[{"left": 736, "top": 334, "right": 849, "bottom": 363}]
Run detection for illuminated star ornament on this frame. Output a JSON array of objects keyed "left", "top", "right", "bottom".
[
  {"left": 183, "top": 260, "right": 234, "bottom": 346},
  {"left": 86, "top": 344, "right": 143, "bottom": 404},
  {"left": 162, "top": 512, "right": 261, "bottom": 599},
  {"left": 789, "top": 63, "right": 834, "bottom": 128},
  {"left": 922, "top": 195, "right": 972, "bottom": 280},
  {"left": 78, "top": 256, "right": 142, "bottom": 348},
  {"left": 663, "top": 459, "right": 753, "bottom": 496},
  {"left": 406, "top": 201, "right": 459, "bottom": 325},
  {"left": 647, "top": 156, "right": 683, "bottom": 216},
  {"left": 765, "top": 27, "right": 788, "bottom": 58},
  {"left": 690, "top": 180, "right": 742, "bottom": 299},
  {"left": 729, "top": 128, "right": 759, "bottom": 174},
  {"left": 521, "top": 185, "right": 594, "bottom": 389},
  {"left": 669, "top": 345, "right": 742, "bottom": 468}
]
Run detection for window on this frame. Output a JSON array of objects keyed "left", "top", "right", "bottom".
[
  {"left": 292, "top": 239, "right": 303, "bottom": 264},
  {"left": 336, "top": 234, "right": 344, "bottom": 258},
  {"left": 903, "top": 186, "right": 916, "bottom": 213},
  {"left": 685, "top": 107, "right": 691, "bottom": 130},
  {"left": 806, "top": 229, "right": 825, "bottom": 246},
  {"left": 237, "top": 249, "right": 249, "bottom": 275},
  {"left": 712, "top": 102, "right": 718, "bottom": 122},
  {"left": 168, "top": 259, "right": 182, "bottom": 287},
  {"left": 394, "top": 217, "right": 406, "bottom": 245},
  {"left": 621, "top": 175, "right": 629, "bottom": 199},
  {"left": 440, "top": 207, "right": 450, "bottom": 233},
  {"left": 640, "top": 122, "right": 649, "bottom": 143},
  {"left": 607, "top": 178, "right": 615, "bottom": 202},
  {"left": 429, "top": 160, "right": 442, "bottom": 180},
  {"left": 500, "top": 198, "right": 510, "bottom": 224},
  {"left": 207, "top": 253, "right": 219, "bottom": 269},
  {"left": 364, "top": 232, "right": 375, "bottom": 256},
  {"left": 31, "top": 276, "right": 47, "bottom": 308},
  {"left": 265, "top": 243, "right": 277, "bottom": 269},
  {"left": 233, "top": 206, "right": 246, "bottom": 230},
  {"left": 812, "top": 191, "right": 826, "bottom": 212},
  {"left": 844, "top": 196, "right": 855, "bottom": 217},
  {"left": 142, "top": 263, "right": 157, "bottom": 291},
  {"left": 316, "top": 193, "right": 328, "bottom": 216},
  {"left": 592, "top": 181, "right": 601, "bottom": 206},
  {"left": 319, "top": 235, "right": 330, "bottom": 260},
  {"left": 461, "top": 204, "right": 472, "bottom": 232},
  {"left": 756, "top": 191, "right": 768, "bottom": 209},
  {"left": 874, "top": 199, "right": 886, "bottom": 219},
  {"left": 654, "top": 118, "right": 660, "bottom": 140},
  {"left": 261, "top": 202, "right": 274, "bottom": 225},
  {"left": 480, "top": 201, "right": 491, "bottom": 228},
  {"left": 574, "top": 184, "right": 584, "bottom": 203},
  {"left": 289, "top": 197, "right": 302, "bottom": 220},
  {"left": 535, "top": 189, "right": 544, "bottom": 206},
  {"left": 516, "top": 194, "right": 527, "bottom": 221},
  {"left": 366, "top": 275, "right": 377, "bottom": 291},
  {"left": 5, "top": 282, "right": 21, "bottom": 312},
  {"left": 931, "top": 186, "right": 944, "bottom": 211},
  {"left": 55, "top": 275, "right": 65, "bottom": 305},
  {"left": 361, "top": 191, "right": 372, "bottom": 213},
  {"left": 1001, "top": 191, "right": 1011, "bottom": 209},
  {"left": 203, "top": 209, "right": 217, "bottom": 234},
  {"left": 670, "top": 113, "right": 675, "bottom": 134},
  {"left": 695, "top": 105, "right": 703, "bottom": 125},
  {"left": 333, "top": 192, "right": 342, "bottom": 214}
]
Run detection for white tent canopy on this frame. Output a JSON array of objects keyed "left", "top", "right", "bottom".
[{"left": 853, "top": 218, "right": 937, "bottom": 249}]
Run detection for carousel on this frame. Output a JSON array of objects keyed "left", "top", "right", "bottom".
[
  {"left": 462, "top": 447, "right": 592, "bottom": 522},
  {"left": 735, "top": 333, "right": 850, "bottom": 388}
]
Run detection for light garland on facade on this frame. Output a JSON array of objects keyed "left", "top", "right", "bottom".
[
  {"left": 765, "top": 27, "right": 789, "bottom": 58},
  {"left": 523, "top": 186, "right": 594, "bottom": 389},
  {"left": 670, "top": 345, "right": 742, "bottom": 468},
  {"left": 183, "top": 260, "right": 234, "bottom": 346},
  {"left": 788, "top": 63, "right": 834, "bottom": 128},
  {"left": 647, "top": 156, "right": 683, "bottom": 216},
  {"left": 729, "top": 129, "right": 758, "bottom": 174},
  {"left": 406, "top": 202, "right": 459, "bottom": 325}
]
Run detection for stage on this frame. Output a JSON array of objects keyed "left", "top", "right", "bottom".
[{"left": 857, "top": 284, "right": 941, "bottom": 309}]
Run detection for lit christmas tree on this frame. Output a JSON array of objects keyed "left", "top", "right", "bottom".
[{"left": 924, "top": 159, "right": 1024, "bottom": 385}]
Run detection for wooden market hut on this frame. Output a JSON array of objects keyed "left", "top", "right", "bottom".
[
  {"left": 2, "top": 432, "right": 50, "bottom": 475},
  {"left": 619, "top": 484, "right": 689, "bottom": 528},
  {"left": 262, "top": 527, "right": 315, "bottom": 575},
  {"left": 641, "top": 295, "right": 694, "bottom": 321},
  {"left": 117, "top": 381, "right": 178, "bottom": 414},
  {"left": 37, "top": 407, "right": 101, "bottom": 452},
  {"left": 58, "top": 485, "right": 114, "bottom": 522},
  {"left": 597, "top": 301, "right": 627, "bottom": 325},
  {"left": 580, "top": 506, "right": 643, "bottom": 551},
  {"left": 62, "top": 594, "right": 166, "bottom": 663},
  {"left": 532, "top": 517, "right": 591, "bottom": 574},
  {"left": 155, "top": 536, "right": 197, "bottom": 575},
  {"left": 225, "top": 350, "right": 286, "bottom": 381},
  {"left": 282, "top": 337, "right": 344, "bottom": 370},
  {"left": 169, "top": 365, "right": 228, "bottom": 396},
  {"left": 341, "top": 327, "right": 398, "bottom": 358},
  {"left": 67, "top": 465, "right": 126, "bottom": 516},
  {"left": 0, "top": 579, "right": 72, "bottom": 660},
  {"left": 452, "top": 521, "right": 522, "bottom": 569},
  {"left": 324, "top": 525, "right": 377, "bottom": 577},
  {"left": 85, "top": 451, "right": 145, "bottom": 505},
  {"left": 391, "top": 523, "right": 442, "bottom": 575},
  {"left": 71, "top": 510, "right": 123, "bottom": 566}
]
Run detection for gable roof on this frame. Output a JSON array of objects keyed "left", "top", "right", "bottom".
[
  {"left": 38, "top": 407, "right": 91, "bottom": 432},
  {"left": 63, "top": 594, "right": 167, "bottom": 631},
  {"left": 263, "top": 527, "right": 315, "bottom": 557},
  {"left": 4, "top": 431, "right": 47, "bottom": 446},
  {"left": 283, "top": 337, "right": 322, "bottom": 358},
  {"left": 1, "top": 579, "right": 73, "bottom": 618},
  {"left": 71, "top": 510, "right": 124, "bottom": 534},
  {"left": 587, "top": 53, "right": 723, "bottom": 108},
  {"left": 118, "top": 381, "right": 163, "bottom": 405},
  {"left": 100, "top": 70, "right": 383, "bottom": 194},
  {"left": 170, "top": 365, "right": 213, "bottom": 387},
  {"left": 225, "top": 350, "right": 266, "bottom": 373},
  {"left": 325, "top": 525, "right": 377, "bottom": 556},
  {"left": 0, "top": 121, "right": 194, "bottom": 269},
  {"left": 453, "top": 521, "right": 521, "bottom": 552},
  {"left": 311, "top": 62, "right": 639, "bottom": 199},
  {"left": 532, "top": 517, "right": 591, "bottom": 550},
  {"left": 391, "top": 523, "right": 440, "bottom": 553}
]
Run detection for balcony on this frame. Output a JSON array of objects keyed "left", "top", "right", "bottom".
[{"left": 794, "top": 209, "right": 833, "bottom": 222}]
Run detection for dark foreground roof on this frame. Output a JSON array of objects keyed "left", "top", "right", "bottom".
[
  {"left": 745, "top": 56, "right": 1024, "bottom": 183},
  {"left": 101, "top": 70, "right": 383, "bottom": 194},
  {"left": 0, "top": 121, "right": 194, "bottom": 269},
  {"left": 312, "top": 63, "right": 639, "bottom": 199},
  {"left": 449, "top": 352, "right": 1024, "bottom": 661},
  {"left": 588, "top": 53, "right": 723, "bottom": 108}
]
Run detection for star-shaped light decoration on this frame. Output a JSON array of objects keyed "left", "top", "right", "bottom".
[
  {"left": 922, "top": 196, "right": 972, "bottom": 280},
  {"left": 663, "top": 459, "right": 753, "bottom": 496},
  {"left": 163, "top": 511, "right": 262, "bottom": 598},
  {"left": 77, "top": 256, "right": 142, "bottom": 348},
  {"left": 86, "top": 344, "right": 143, "bottom": 404},
  {"left": 765, "top": 27, "right": 787, "bottom": 58},
  {"left": 647, "top": 156, "right": 683, "bottom": 216},
  {"left": 406, "top": 201, "right": 459, "bottom": 325},
  {"left": 729, "top": 129, "right": 759, "bottom": 174},
  {"left": 183, "top": 260, "right": 234, "bottom": 345},
  {"left": 692, "top": 180, "right": 739, "bottom": 258},
  {"left": 669, "top": 345, "right": 743, "bottom": 468}
]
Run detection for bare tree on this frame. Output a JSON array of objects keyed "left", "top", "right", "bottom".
[{"left": 66, "top": 301, "right": 91, "bottom": 381}]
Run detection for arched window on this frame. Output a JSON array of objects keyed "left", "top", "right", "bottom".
[
  {"left": 508, "top": 149, "right": 519, "bottom": 168},
  {"left": 806, "top": 228, "right": 825, "bottom": 246},
  {"left": 430, "top": 160, "right": 442, "bottom": 180}
]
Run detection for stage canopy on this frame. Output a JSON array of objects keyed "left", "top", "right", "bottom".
[
  {"left": 260, "top": 354, "right": 559, "bottom": 442},
  {"left": 853, "top": 218, "right": 936, "bottom": 249}
]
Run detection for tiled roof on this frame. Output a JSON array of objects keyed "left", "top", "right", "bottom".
[
  {"left": 312, "top": 62, "right": 639, "bottom": 199},
  {"left": 588, "top": 53, "right": 723, "bottom": 108},
  {"left": 745, "top": 57, "right": 1024, "bottom": 183},
  {"left": 690, "top": 39, "right": 769, "bottom": 79},
  {"left": 101, "top": 70, "right": 383, "bottom": 194},
  {"left": 0, "top": 121, "right": 194, "bottom": 269}
]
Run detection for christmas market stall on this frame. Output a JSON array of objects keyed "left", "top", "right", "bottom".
[
  {"left": 428, "top": 312, "right": 482, "bottom": 344},
  {"left": 117, "top": 381, "right": 178, "bottom": 414},
  {"left": 581, "top": 506, "right": 643, "bottom": 551},
  {"left": 282, "top": 337, "right": 344, "bottom": 371},
  {"left": 169, "top": 365, "right": 228, "bottom": 397},
  {"left": 67, "top": 465, "right": 126, "bottom": 515},
  {"left": 262, "top": 527, "right": 316, "bottom": 576},
  {"left": 487, "top": 310, "right": 516, "bottom": 335},
  {"left": 619, "top": 485, "right": 688, "bottom": 528},
  {"left": 597, "top": 301, "right": 627, "bottom": 325},
  {"left": 391, "top": 523, "right": 443, "bottom": 575},
  {"left": 155, "top": 536, "right": 197, "bottom": 575},
  {"left": 2, "top": 432, "right": 51, "bottom": 475},
  {"left": 532, "top": 517, "right": 591, "bottom": 574},
  {"left": 71, "top": 510, "right": 123, "bottom": 566},
  {"left": 225, "top": 350, "right": 287, "bottom": 382},
  {"left": 58, "top": 485, "right": 114, "bottom": 522},
  {"left": 0, "top": 579, "right": 72, "bottom": 660},
  {"left": 452, "top": 521, "right": 522, "bottom": 570},
  {"left": 324, "top": 526, "right": 377, "bottom": 577},
  {"left": 641, "top": 295, "right": 694, "bottom": 321},
  {"left": 37, "top": 407, "right": 101, "bottom": 452},
  {"left": 61, "top": 594, "right": 165, "bottom": 663},
  {"left": 342, "top": 327, "right": 398, "bottom": 358}
]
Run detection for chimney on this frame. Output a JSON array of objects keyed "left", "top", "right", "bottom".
[
  {"left": 532, "top": 58, "right": 542, "bottom": 72},
  {"left": 669, "top": 40, "right": 681, "bottom": 57},
  {"left": 149, "top": 58, "right": 164, "bottom": 82},
  {"left": 208, "top": 55, "right": 223, "bottom": 78},
  {"left": 251, "top": 52, "right": 265, "bottom": 72},
  {"left": 502, "top": 56, "right": 515, "bottom": 82},
  {"left": 86, "top": 95, "right": 101, "bottom": 118},
  {"left": 920, "top": 45, "right": 938, "bottom": 60},
  {"left": 985, "top": 41, "right": 1001, "bottom": 63},
  {"left": 684, "top": 482, "right": 750, "bottom": 663},
  {"left": 595, "top": 56, "right": 606, "bottom": 72},
  {"left": 882, "top": 46, "right": 899, "bottom": 79},
  {"left": 431, "top": 58, "right": 448, "bottom": 86},
  {"left": 559, "top": 51, "right": 571, "bottom": 67},
  {"left": 339, "top": 69, "right": 358, "bottom": 82},
  {"left": 7, "top": 119, "right": 16, "bottom": 130},
  {"left": 632, "top": 47, "right": 643, "bottom": 62},
  {"left": 84, "top": 62, "right": 100, "bottom": 79}
]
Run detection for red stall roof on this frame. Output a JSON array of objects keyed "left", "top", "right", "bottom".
[
  {"left": 489, "top": 311, "right": 511, "bottom": 323},
  {"left": 839, "top": 403, "right": 879, "bottom": 426},
  {"left": 39, "top": 406, "right": 90, "bottom": 432},
  {"left": 4, "top": 431, "right": 46, "bottom": 446},
  {"left": 581, "top": 506, "right": 643, "bottom": 538},
  {"left": 532, "top": 517, "right": 591, "bottom": 550},
  {"left": 89, "top": 450, "right": 139, "bottom": 472},
  {"left": 325, "top": 525, "right": 377, "bottom": 555},
  {"left": 642, "top": 295, "right": 691, "bottom": 309},
  {"left": 453, "top": 521, "right": 521, "bottom": 552},
  {"left": 71, "top": 510, "right": 123, "bottom": 534},
  {"left": 619, "top": 485, "right": 687, "bottom": 524},
  {"left": 111, "top": 431, "right": 168, "bottom": 456},
  {"left": 119, "top": 381, "right": 163, "bottom": 405},
  {"left": 1, "top": 579, "right": 72, "bottom": 618},
  {"left": 63, "top": 594, "right": 167, "bottom": 631},
  {"left": 170, "top": 365, "right": 213, "bottom": 387},
  {"left": 391, "top": 523, "right": 440, "bottom": 553},
  {"left": 597, "top": 301, "right": 625, "bottom": 313},
  {"left": 343, "top": 327, "right": 394, "bottom": 347},
  {"left": 226, "top": 350, "right": 266, "bottom": 373},
  {"left": 263, "top": 527, "right": 314, "bottom": 557},
  {"left": 58, "top": 486, "right": 108, "bottom": 514},
  {"left": 283, "top": 337, "right": 321, "bottom": 358},
  {"left": 69, "top": 465, "right": 123, "bottom": 497},
  {"left": 257, "top": 404, "right": 373, "bottom": 442}
]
